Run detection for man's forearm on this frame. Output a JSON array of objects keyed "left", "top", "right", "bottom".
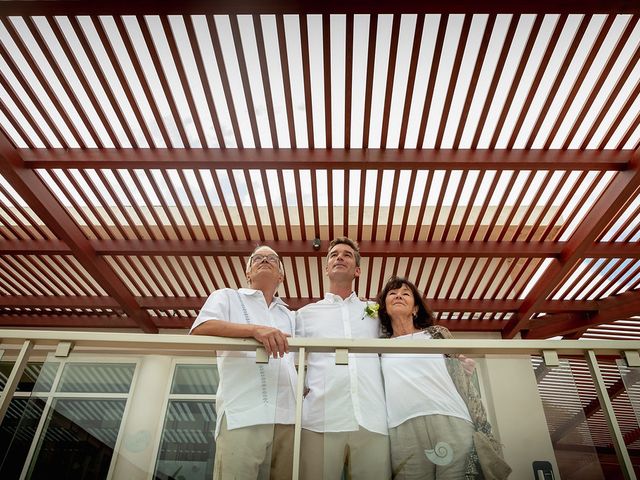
[{"left": 191, "top": 319, "right": 257, "bottom": 338}]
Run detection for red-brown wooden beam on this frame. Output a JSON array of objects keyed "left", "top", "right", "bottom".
[
  {"left": 0, "top": 133, "right": 157, "bottom": 333},
  {"left": 503, "top": 156, "right": 640, "bottom": 339},
  {"left": 0, "top": 295, "right": 602, "bottom": 313},
  {"left": 0, "top": 314, "right": 141, "bottom": 329},
  {"left": 0, "top": 313, "right": 506, "bottom": 331},
  {"left": 3, "top": 239, "right": 640, "bottom": 258},
  {"left": 18, "top": 148, "right": 633, "bottom": 171},
  {"left": 0, "top": 1, "right": 638, "bottom": 15},
  {"left": 525, "top": 289, "right": 640, "bottom": 339}
]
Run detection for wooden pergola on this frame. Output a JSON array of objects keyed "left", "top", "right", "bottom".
[{"left": 0, "top": 0, "right": 638, "bottom": 342}]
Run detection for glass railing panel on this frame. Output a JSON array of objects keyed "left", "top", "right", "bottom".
[
  {"left": 26, "top": 398, "right": 127, "bottom": 479},
  {"left": 57, "top": 362, "right": 135, "bottom": 393},
  {"left": 153, "top": 400, "right": 216, "bottom": 480},
  {"left": 170, "top": 364, "right": 219, "bottom": 395},
  {"left": 0, "top": 398, "right": 46, "bottom": 479},
  {"left": 533, "top": 355, "right": 604, "bottom": 480},
  {"left": 617, "top": 357, "right": 640, "bottom": 427},
  {"left": 0, "top": 361, "right": 59, "bottom": 393},
  {"left": 0, "top": 361, "right": 138, "bottom": 480},
  {"left": 154, "top": 352, "right": 298, "bottom": 479},
  {"left": 613, "top": 358, "right": 640, "bottom": 478}
]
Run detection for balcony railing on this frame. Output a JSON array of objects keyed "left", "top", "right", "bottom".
[{"left": 1, "top": 329, "right": 639, "bottom": 480}]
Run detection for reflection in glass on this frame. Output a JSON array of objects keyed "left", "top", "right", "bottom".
[
  {"left": 27, "top": 399, "right": 127, "bottom": 479},
  {"left": 617, "top": 359, "right": 640, "bottom": 427},
  {"left": 534, "top": 357, "right": 604, "bottom": 479},
  {"left": 0, "top": 398, "right": 46, "bottom": 479},
  {"left": 0, "top": 362, "right": 59, "bottom": 393},
  {"left": 154, "top": 401, "right": 216, "bottom": 480},
  {"left": 57, "top": 363, "right": 135, "bottom": 393},
  {"left": 170, "top": 365, "right": 219, "bottom": 395}
]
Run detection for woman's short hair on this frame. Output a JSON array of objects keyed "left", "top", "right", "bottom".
[{"left": 376, "top": 276, "right": 434, "bottom": 338}]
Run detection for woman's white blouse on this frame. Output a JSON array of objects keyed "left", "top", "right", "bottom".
[{"left": 381, "top": 331, "right": 472, "bottom": 428}]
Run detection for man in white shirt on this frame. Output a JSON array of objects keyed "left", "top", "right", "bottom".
[
  {"left": 190, "top": 245, "right": 297, "bottom": 480},
  {"left": 296, "top": 237, "right": 391, "bottom": 479}
]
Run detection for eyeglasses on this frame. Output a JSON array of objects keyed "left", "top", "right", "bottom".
[{"left": 250, "top": 254, "right": 280, "bottom": 265}]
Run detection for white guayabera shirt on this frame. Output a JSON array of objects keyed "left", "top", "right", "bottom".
[
  {"left": 296, "top": 292, "right": 388, "bottom": 435},
  {"left": 190, "top": 288, "right": 297, "bottom": 438}
]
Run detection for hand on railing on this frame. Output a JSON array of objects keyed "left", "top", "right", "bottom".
[
  {"left": 252, "top": 326, "right": 290, "bottom": 358},
  {"left": 459, "top": 354, "right": 476, "bottom": 376}
]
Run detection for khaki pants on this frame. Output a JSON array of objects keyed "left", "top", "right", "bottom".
[
  {"left": 300, "top": 428, "right": 392, "bottom": 480},
  {"left": 213, "top": 416, "right": 294, "bottom": 480},
  {"left": 390, "top": 414, "right": 474, "bottom": 480}
]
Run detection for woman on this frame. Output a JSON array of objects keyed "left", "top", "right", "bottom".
[{"left": 377, "top": 276, "right": 502, "bottom": 480}]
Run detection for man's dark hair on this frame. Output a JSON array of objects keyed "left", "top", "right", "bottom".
[{"left": 327, "top": 237, "right": 361, "bottom": 266}]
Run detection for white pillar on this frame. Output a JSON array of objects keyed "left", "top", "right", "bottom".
[
  {"left": 110, "top": 355, "right": 173, "bottom": 480},
  {"left": 481, "top": 354, "right": 560, "bottom": 479}
]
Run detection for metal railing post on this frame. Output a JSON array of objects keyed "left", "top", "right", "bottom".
[
  {"left": 0, "top": 340, "right": 33, "bottom": 424},
  {"left": 292, "top": 347, "right": 306, "bottom": 480}
]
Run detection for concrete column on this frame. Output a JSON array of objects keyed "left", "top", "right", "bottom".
[
  {"left": 481, "top": 354, "right": 560, "bottom": 479},
  {"left": 110, "top": 355, "right": 173, "bottom": 480}
]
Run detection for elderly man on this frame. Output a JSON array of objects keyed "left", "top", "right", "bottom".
[
  {"left": 296, "top": 237, "right": 391, "bottom": 480},
  {"left": 190, "top": 245, "right": 297, "bottom": 480}
]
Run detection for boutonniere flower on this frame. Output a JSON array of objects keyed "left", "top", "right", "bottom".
[{"left": 364, "top": 303, "right": 379, "bottom": 319}]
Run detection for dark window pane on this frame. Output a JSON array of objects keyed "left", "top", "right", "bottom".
[
  {"left": 0, "top": 398, "right": 46, "bottom": 479},
  {"left": 28, "top": 399, "right": 127, "bottom": 480},
  {"left": 154, "top": 401, "right": 216, "bottom": 480},
  {"left": 57, "top": 363, "right": 135, "bottom": 393},
  {"left": 0, "top": 362, "right": 59, "bottom": 393},
  {"left": 170, "top": 365, "right": 219, "bottom": 395}
]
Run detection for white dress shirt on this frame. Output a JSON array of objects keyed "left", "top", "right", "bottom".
[
  {"left": 295, "top": 292, "right": 388, "bottom": 435},
  {"left": 190, "top": 288, "right": 297, "bottom": 438},
  {"left": 381, "top": 331, "right": 472, "bottom": 428}
]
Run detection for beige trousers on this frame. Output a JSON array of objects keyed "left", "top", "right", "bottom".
[
  {"left": 213, "top": 416, "right": 293, "bottom": 480},
  {"left": 389, "top": 414, "right": 474, "bottom": 480},
  {"left": 300, "top": 427, "right": 392, "bottom": 480}
]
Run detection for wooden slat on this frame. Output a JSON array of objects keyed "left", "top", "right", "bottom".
[
  {"left": 133, "top": 15, "right": 186, "bottom": 147},
  {"left": 435, "top": 14, "right": 472, "bottom": 149},
  {"left": 208, "top": 15, "right": 244, "bottom": 148},
  {"left": 185, "top": 15, "right": 225, "bottom": 148},
  {"left": 94, "top": 16, "right": 154, "bottom": 147},
  {"left": 0, "top": 25, "right": 67, "bottom": 146},
  {"left": 362, "top": 14, "right": 378, "bottom": 148},
  {"left": 488, "top": 14, "right": 544, "bottom": 149},
  {"left": 275, "top": 15, "right": 297, "bottom": 148},
  {"left": 0, "top": 56, "right": 52, "bottom": 148},
  {"left": 471, "top": 13, "right": 519, "bottom": 148},
  {"left": 506, "top": 14, "right": 572, "bottom": 149},
  {"left": 398, "top": 13, "right": 425, "bottom": 149},
  {"left": 344, "top": 13, "right": 354, "bottom": 148},
  {"left": 416, "top": 14, "right": 447, "bottom": 148},
  {"left": 539, "top": 15, "right": 616, "bottom": 148},
  {"left": 453, "top": 14, "right": 495, "bottom": 148},
  {"left": 322, "top": 14, "right": 332, "bottom": 148},
  {"left": 562, "top": 16, "right": 640, "bottom": 149},
  {"left": 253, "top": 15, "right": 279, "bottom": 148},
  {"left": 229, "top": 15, "right": 262, "bottom": 148},
  {"left": 380, "top": 14, "right": 401, "bottom": 149},
  {"left": 163, "top": 15, "right": 208, "bottom": 147}
]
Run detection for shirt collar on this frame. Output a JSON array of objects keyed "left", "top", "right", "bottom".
[
  {"left": 238, "top": 288, "right": 288, "bottom": 307},
  {"left": 323, "top": 291, "right": 359, "bottom": 303}
]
